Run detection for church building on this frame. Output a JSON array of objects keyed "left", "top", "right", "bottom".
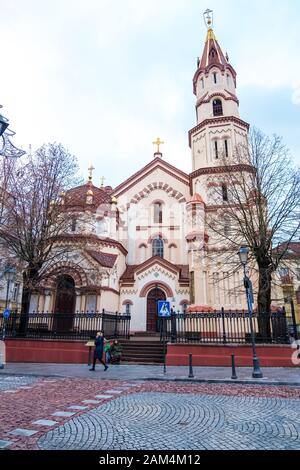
[{"left": 30, "top": 12, "right": 250, "bottom": 332}]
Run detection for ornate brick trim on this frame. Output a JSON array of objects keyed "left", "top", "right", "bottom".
[
  {"left": 55, "top": 234, "right": 128, "bottom": 256},
  {"left": 147, "top": 233, "right": 168, "bottom": 244},
  {"left": 188, "top": 116, "right": 250, "bottom": 147},
  {"left": 190, "top": 164, "right": 255, "bottom": 180},
  {"left": 101, "top": 286, "right": 120, "bottom": 295},
  {"left": 130, "top": 181, "right": 186, "bottom": 204},
  {"left": 114, "top": 157, "right": 189, "bottom": 197},
  {"left": 196, "top": 92, "right": 239, "bottom": 107},
  {"left": 139, "top": 281, "right": 174, "bottom": 298}
]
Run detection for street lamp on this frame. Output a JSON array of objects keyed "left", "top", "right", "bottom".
[
  {"left": 2, "top": 266, "right": 16, "bottom": 341},
  {"left": 0, "top": 109, "right": 9, "bottom": 136},
  {"left": 0, "top": 104, "right": 26, "bottom": 158},
  {"left": 238, "top": 246, "right": 263, "bottom": 379}
]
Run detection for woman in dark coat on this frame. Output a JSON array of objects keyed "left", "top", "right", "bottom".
[{"left": 90, "top": 331, "right": 108, "bottom": 371}]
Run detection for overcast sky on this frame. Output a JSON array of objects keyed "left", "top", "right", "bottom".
[{"left": 1, "top": 0, "right": 299, "bottom": 187}]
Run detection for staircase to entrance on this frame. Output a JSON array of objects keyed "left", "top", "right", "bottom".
[{"left": 119, "top": 333, "right": 164, "bottom": 364}]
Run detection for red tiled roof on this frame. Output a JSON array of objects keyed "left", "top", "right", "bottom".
[
  {"left": 274, "top": 242, "right": 300, "bottom": 260},
  {"left": 187, "top": 306, "right": 214, "bottom": 313},
  {"left": 87, "top": 250, "right": 118, "bottom": 268},
  {"left": 188, "top": 193, "right": 204, "bottom": 204},
  {"left": 199, "top": 28, "right": 227, "bottom": 71},
  {"left": 64, "top": 182, "right": 112, "bottom": 208}
]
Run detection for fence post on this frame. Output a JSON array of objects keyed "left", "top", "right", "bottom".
[
  {"left": 290, "top": 299, "right": 298, "bottom": 341},
  {"left": 221, "top": 307, "right": 227, "bottom": 344},
  {"left": 231, "top": 353, "right": 237, "bottom": 380},
  {"left": 188, "top": 353, "right": 194, "bottom": 378}
]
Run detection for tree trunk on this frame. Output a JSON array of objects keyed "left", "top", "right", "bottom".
[
  {"left": 257, "top": 266, "right": 272, "bottom": 341},
  {"left": 19, "top": 269, "right": 38, "bottom": 336}
]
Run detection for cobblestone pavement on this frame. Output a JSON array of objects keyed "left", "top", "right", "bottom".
[
  {"left": 1, "top": 377, "right": 300, "bottom": 450},
  {"left": 0, "top": 374, "right": 39, "bottom": 391}
]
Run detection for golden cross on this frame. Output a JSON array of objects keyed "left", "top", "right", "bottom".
[
  {"left": 88, "top": 163, "right": 95, "bottom": 181},
  {"left": 152, "top": 137, "right": 164, "bottom": 153},
  {"left": 100, "top": 176, "right": 106, "bottom": 187}
]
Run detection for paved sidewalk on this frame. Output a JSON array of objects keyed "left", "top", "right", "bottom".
[{"left": 1, "top": 363, "right": 299, "bottom": 385}]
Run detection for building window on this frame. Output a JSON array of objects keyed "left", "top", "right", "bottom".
[
  {"left": 154, "top": 202, "right": 163, "bottom": 223},
  {"left": 222, "top": 184, "right": 228, "bottom": 202},
  {"left": 152, "top": 237, "right": 164, "bottom": 258},
  {"left": 71, "top": 217, "right": 77, "bottom": 232},
  {"left": 224, "top": 139, "right": 229, "bottom": 157},
  {"left": 12, "top": 283, "right": 20, "bottom": 302},
  {"left": 226, "top": 74, "right": 230, "bottom": 87},
  {"left": 213, "top": 99, "right": 223, "bottom": 116},
  {"left": 125, "top": 303, "right": 131, "bottom": 315},
  {"left": 213, "top": 72, "right": 217, "bottom": 84},
  {"left": 182, "top": 303, "right": 188, "bottom": 313},
  {"left": 201, "top": 78, "right": 204, "bottom": 89},
  {"left": 214, "top": 141, "right": 218, "bottom": 159}
]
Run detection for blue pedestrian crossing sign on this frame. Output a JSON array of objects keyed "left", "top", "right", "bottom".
[
  {"left": 157, "top": 301, "right": 171, "bottom": 317},
  {"left": 3, "top": 308, "right": 10, "bottom": 319}
]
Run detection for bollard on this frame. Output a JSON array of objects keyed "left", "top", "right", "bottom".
[
  {"left": 231, "top": 353, "right": 237, "bottom": 380},
  {"left": 188, "top": 353, "right": 194, "bottom": 378}
]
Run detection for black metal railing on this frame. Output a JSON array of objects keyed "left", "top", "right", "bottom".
[
  {"left": 0, "top": 310, "right": 131, "bottom": 341},
  {"left": 159, "top": 309, "right": 289, "bottom": 344}
]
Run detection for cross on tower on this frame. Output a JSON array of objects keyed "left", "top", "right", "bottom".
[
  {"left": 88, "top": 164, "right": 95, "bottom": 181},
  {"left": 152, "top": 137, "right": 164, "bottom": 154},
  {"left": 100, "top": 176, "right": 106, "bottom": 187}
]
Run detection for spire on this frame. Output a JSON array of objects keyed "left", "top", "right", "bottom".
[
  {"left": 199, "top": 9, "right": 228, "bottom": 71},
  {"left": 193, "top": 9, "right": 236, "bottom": 95}
]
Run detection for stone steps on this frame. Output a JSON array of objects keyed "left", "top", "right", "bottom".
[{"left": 119, "top": 340, "right": 164, "bottom": 364}]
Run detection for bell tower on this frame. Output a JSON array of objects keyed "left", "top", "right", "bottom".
[{"left": 189, "top": 9, "right": 250, "bottom": 196}]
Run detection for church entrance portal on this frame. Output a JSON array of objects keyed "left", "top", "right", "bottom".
[
  {"left": 146, "top": 287, "right": 166, "bottom": 332},
  {"left": 53, "top": 275, "right": 76, "bottom": 332}
]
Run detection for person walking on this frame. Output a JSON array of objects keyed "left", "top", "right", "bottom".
[{"left": 89, "top": 331, "right": 108, "bottom": 371}]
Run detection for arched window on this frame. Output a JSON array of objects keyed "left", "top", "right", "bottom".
[
  {"left": 152, "top": 237, "right": 164, "bottom": 258},
  {"left": 201, "top": 78, "right": 204, "bottom": 89},
  {"left": 71, "top": 217, "right": 77, "bottom": 232},
  {"left": 169, "top": 244, "right": 177, "bottom": 264},
  {"left": 213, "top": 99, "right": 223, "bottom": 116},
  {"left": 153, "top": 202, "right": 163, "bottom": 223},
  {"left": 213, "top": 72, "right": 217, "bottom": 84},
  {"left": 139, "top": 244, "right": 147, "bottom": 263},
  {"left": 125, "top": 303, "right": 131, "bottom": 315}
]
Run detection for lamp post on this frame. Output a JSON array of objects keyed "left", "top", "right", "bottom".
[
  {"left": 238, "top": 246, "right": 263, "bottom": 379},
  {"left": 0, "top": 104, "right": 26, "bottom": 158},
  {"left": 2, "top": 266, "right": 16, "bottom": 341},
  {"left": 0, "top": 106, "right": 9, "bottom": 137}
]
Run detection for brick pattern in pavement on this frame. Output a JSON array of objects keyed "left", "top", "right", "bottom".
[{"left": 1, "top": 375, "right": 300, "bottom": 450}]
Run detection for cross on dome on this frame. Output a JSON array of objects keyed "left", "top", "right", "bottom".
[
  {"left": 88, "top": 163, "right": 95, "bottom": 181},
  {"left": 152, "top": 137, "right": 164, "bottom": 155}
]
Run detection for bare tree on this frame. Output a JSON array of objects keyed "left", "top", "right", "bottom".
[
  {"left": 0, "top": 143, "right": 82, "bottom": 324},
  {"left": 206, "top": 128, "right": 300, "bottom": 336}
]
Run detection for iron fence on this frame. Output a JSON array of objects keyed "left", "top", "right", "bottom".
[
  {"left": 0, "top": 310, "right": 131, "bottom": 341},
  {"left": 159, "top": 309, "right": 289, "bottom": 344}
]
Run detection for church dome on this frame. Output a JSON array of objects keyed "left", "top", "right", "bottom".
[{"left": 64, "top": 183, "right": 112, "bottom": 209}]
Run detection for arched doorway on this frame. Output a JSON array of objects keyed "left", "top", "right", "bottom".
[
  {"left": 147, "top": 287, "right": 166, "bottom": 332},
  {"left": 54, "top": 275, "right": 76, "bottom": 332}
]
